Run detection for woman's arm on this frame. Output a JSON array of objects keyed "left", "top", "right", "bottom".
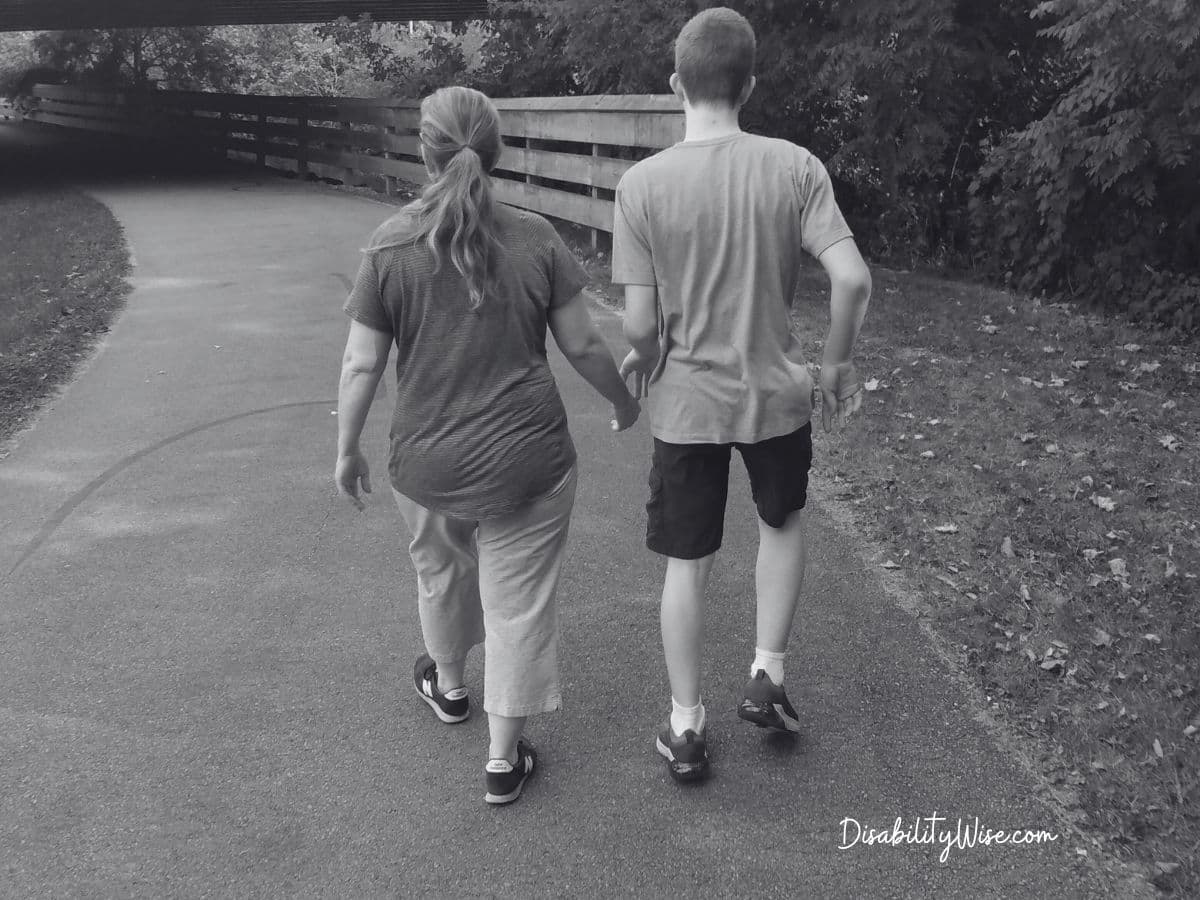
[
  {"left": 548, "top": 291, "right": 640, "bottom": 431},
  {"left": 335, "top": 319, "right": 392, "bottom": 509}
]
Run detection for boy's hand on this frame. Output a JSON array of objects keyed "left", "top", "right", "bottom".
[
  {"left": 819, "top": 361, "right": 864, "bottom": 433},
  {"left": 619, "top": 348, "right": 656, "bottom": 399},
  {"left": 335, "top": 450, "right": 372, "bottom": 511},
  {"left": 611, "top": 393, "right": 641, "bottom": 432}
]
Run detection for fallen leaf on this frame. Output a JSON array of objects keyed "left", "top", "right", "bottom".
[
  {"left": 1049, "top": 376, "right": 1067, "bottom": 387},
  {"left": 1071, "top": 359, "right": 1089, "bottom": 369},
  {"left": 1144, "top": 633, "right": 1162, "bottom": 644},
  {"left": 1001, "top": 536, "right": 1015, "bottom": 557},
  {"left": 1082, "top": 548, "right": 1100, "bottom": 560},
  {"left": 1159, "top": 434, "right": 1181, "bottom": 452},
  {"left": 880, "top": 560, "right": 900, "bottom": 570},
  {"left": 1044, "top": 443, "right": 1060, "bottom": 454},
  {"left": 1153, "top": 738, "right": 1164, "bottom": 759},
  {"left": 1166, "top": 560, "right": 1178, "bottom": 579},
  {"left": 1091, "top": 495, "right": 1116, "bottom": 512},
  {"left": 1092, "top": 628, "right": 1112, "bottom": 648},
  {"left": 1040, "top": 658, "right": 1064, "bottom": 672},
  {"left": 863, "top": 378, "right": 881, "bottom": 391},
  {"left": 1087, "top": 574, "right": 1105, "bottom": 587},
  {"left": 980, "top": 324, "right": 1000, "bottom": 334},
  {"left": 920, "top": 450, "right": 935, "bottom": 459},
  {"left": 1121, "top": 343, "right": 1142, "bottom": 352},
  {"left": 1185, "top": 725, "right": 1197, "bottom": 737},
  {"left": 1162, "top": 399, "right": 1177, "bottom": 410},
  {"left": 1019, "top": 584, "right": 1032, "bottom": 604},
  {"left": 1136, "top": 361, "right": 1161, "bottom": 375},
  {"left": 1108, "top": 558, "right": 1128, "bottom": 579},
  {"left": 934, "top": 524, "right": 959, "bottom": 534},
  {"left": 1018, "top": 376, "right": 1033, "bottom": 386},
  {"left": 1019, "top": 432, "right": 1037, "bottom": 443}
]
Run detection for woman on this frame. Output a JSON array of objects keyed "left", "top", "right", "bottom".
[{"left": 334, "top": 86, "right": 640, "bottom": 805}]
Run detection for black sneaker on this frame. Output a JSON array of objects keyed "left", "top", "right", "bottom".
[
  {"left": 738, "top": 669, "right": 801, "bottom": 733},
  {"left": 484, "top": 739, "right": 537, "bottom": 805},
  {"left": 655, "top": 721, "right": 711, "bottom": 783},
  {"left": 413, "top": 653, "right": 469, "bottom": 724}
]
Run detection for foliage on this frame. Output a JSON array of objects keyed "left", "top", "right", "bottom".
[
  {"left": 972, "top": 0, "right": 1200, "bottom": 330},
  {"left": 28, "top": 27, "right": 240, "bottom": 90},
  {"left": 216, "top": 24, "right": 394, "bottom": 97},
  {"left": 0, "top": 32, "right": 40, "bottom": 96}
]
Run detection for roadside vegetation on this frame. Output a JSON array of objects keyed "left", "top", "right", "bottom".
[{"left": 0, "top": 185, "right": 130, "bottom": 446}]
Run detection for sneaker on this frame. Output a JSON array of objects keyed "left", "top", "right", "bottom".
[
  {"left": 738, "top": 669, "right": 801, "bottom": 733},
  {"left": 655, "top": 721, "right": 711, "bottom": 783},
  {"left": 413, "top": 653, "right": 469, "bottom": 724},
  {"left": 484, "top": 739, "right": 537, "bottom": 805}
]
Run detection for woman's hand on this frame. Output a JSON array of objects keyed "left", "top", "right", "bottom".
[
  {"left": 335, "top": 450, "right": 373, "bottom": 511},
  {"left": 611, "top": 393, "right": 641, "bottom": 432}
]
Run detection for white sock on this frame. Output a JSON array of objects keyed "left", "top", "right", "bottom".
[
  {"left": 670, "top": 697, "right": 705, "bottom": 736},
  {"left": 751, "top": 648, "right": 786, "bottom": 685}
]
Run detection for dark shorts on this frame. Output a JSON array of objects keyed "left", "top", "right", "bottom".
[{"left": 646, "top": 422, "right": 813, "bottom": 560}]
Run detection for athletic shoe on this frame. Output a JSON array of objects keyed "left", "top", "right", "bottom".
[
  {"left": 412, "top": 653, "right": 469, "bottom": 724},
  {"left": 655, "top": 721, "right": 711, "bottom": 783},
  {"left": 738, "top": 669, "right": 801, "bottom": 733},
  {"left": 484, "top": 739, "right": 537, "bottom": 805}
]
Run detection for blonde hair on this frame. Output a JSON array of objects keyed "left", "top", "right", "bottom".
[{"left": 371, "top": 86, "right": 505, "bottom": 308}]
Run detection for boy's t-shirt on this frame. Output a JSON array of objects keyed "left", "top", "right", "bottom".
[
  {"left": 344, "top": 203, "right": 587, "bottom": 520},
  {"left": 612, "top": 132, "right": 853, "bottom": 444}
]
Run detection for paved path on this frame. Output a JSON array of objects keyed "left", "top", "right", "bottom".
[{"left": 0, "top": 124, "right": 1142, "bottom": 898}]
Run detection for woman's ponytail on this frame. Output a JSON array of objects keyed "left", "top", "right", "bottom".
[{"left": 408, "top": 87, "right": 506, "bottom": 309}]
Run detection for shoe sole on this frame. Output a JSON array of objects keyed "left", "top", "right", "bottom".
[
  {"left": 655, "top": 736, "right": 710, "bottom": 783},
  {"left": 415, "top": 685, "right": 469, "bottom": 724},
  {"left": 738, "top": 701, "right": 801, "bottom": 734}
]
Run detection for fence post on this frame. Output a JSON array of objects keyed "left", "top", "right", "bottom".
[
  {"left": 256, "top": 106, "right": 266, "bottom": 168},
  {"left": 591, "top": 143, "right": 602, "bottom": 251},
  {"left": 384, "top": 121, "right": 397, "bottom": 196},
  {"left": 342, "top": 118, "right": 355, "bottom": 186},
  {"left": 297, "top": 111, "right": 309, "bottom": 179}
]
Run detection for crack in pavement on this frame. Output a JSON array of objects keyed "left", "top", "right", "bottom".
[{"left": 4, "top": 400, "right": 335, "bottom": 580}]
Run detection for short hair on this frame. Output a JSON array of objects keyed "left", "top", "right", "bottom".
[{"left": 674, "top": 8, "right": 756, "bottom": 107}]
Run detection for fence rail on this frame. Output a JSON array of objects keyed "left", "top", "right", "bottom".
[{"left": 23, "top": 85, "right": 684, "bottom": 237}]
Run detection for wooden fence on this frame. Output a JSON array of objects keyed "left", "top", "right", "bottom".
[{"left": 23, "top": 84, "right": 684, "bottom": 239}]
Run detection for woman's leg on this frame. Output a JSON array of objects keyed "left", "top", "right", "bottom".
[
  {"left": 475, "top": 468, "right": 577, "bottom": 761},
  {"left": 392, "top": 489, "right": 484, "bottom": 683}
]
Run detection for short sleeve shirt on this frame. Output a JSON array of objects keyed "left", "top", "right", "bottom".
[
  {"left": 612, "top": 133, "right": 853, "bottom": 444},
  {"left": 344, "top": 203, "right": 588, "bottom": 519}
]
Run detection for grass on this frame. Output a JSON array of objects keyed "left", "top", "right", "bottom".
[
  {"left": 583, "top": 248, "right": 1199, "bottom": 895},
  {"left": 0, "top": 185, "right": 130, "bottom": 446}
]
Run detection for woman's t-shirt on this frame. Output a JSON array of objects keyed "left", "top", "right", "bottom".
[{"left": 343, "top": 203, "right": 588, "bottom": 520}]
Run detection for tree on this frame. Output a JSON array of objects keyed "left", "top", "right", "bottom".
[
  {"left": 972, "top": 0, "right": 1200, "bottom": 328},
  {"left": 29, "top": 28, "right": 240, "bottom": 90}
]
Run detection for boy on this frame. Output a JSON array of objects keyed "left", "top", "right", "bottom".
[{"left": 613, "top": 7, "right": 872, "bottom": 782}]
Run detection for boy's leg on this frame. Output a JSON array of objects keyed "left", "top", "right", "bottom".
[
  {"left": 647, "top": 439, "right": 730, "bottom": 781},
  {"left": 661, "top": 553, "right": 716, "bottom": 708},
  {"left": 736, "top": 423, "right": 813, "bottom": 732},
  {"left": 393, "top": 489, "right": 483, "bottom": 695},
  {"left": 755, "top": 506, "right": 808, "bottom": 654}
]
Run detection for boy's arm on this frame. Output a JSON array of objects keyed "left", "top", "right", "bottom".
[
  {"left": 619, "top": 284, "right": 660, "bottom": 399},
  {"left": 817, "top": 238, "right": 872, "bottom": 432}
]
